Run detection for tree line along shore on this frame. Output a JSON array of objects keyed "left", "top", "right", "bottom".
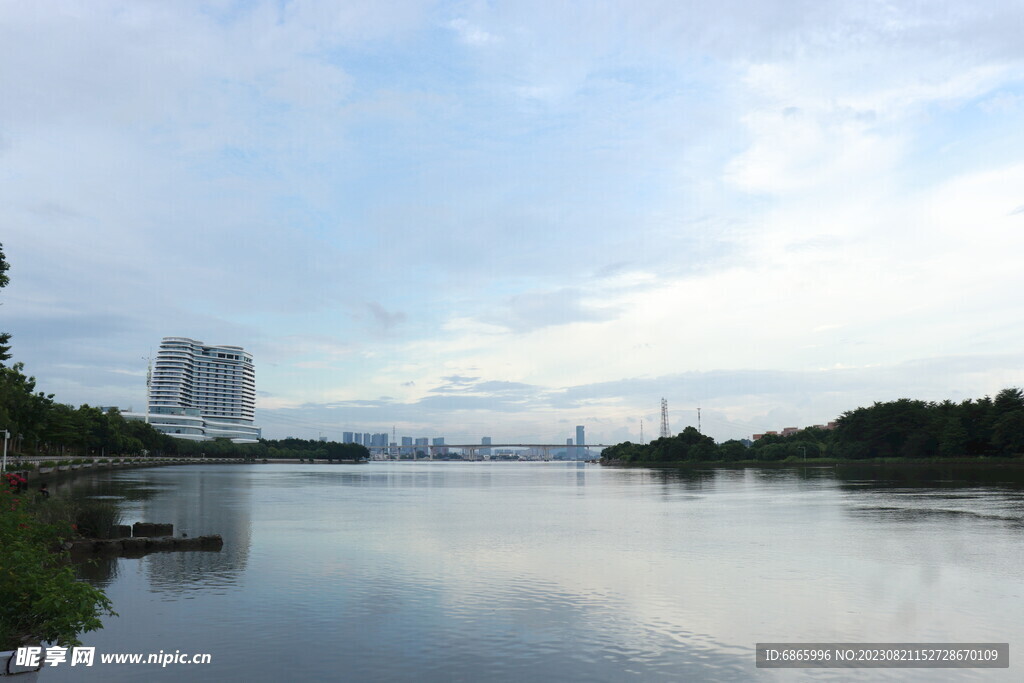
[{"left": 601, "top": 389, "right": 1024, "bottom": 466}]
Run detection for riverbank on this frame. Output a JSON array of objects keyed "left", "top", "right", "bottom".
[
  {"left": 3, "top": 456, "right": 376, "bottom": 494},
  {"left": 2, "top": 456, "right": 253, "bottom": 490},
  {"left": 601, "top": 456, "right": 1024, "bottom": 468}
]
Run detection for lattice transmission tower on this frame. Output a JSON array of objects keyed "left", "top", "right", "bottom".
[{"left": 660, "top": 398, "right": 671, "bottom": 439}]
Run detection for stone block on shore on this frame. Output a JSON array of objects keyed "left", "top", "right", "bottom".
[
  {"left": 133, "top": 522, "right": 174, "bottom": 537},
  {"left": 67, "top": 534, "right": 223, "bottom": 555},
  {"left": 198, "top": 534, "right": 224, "bottom": 550},
  {"left": 132, "top": 522, "right": 156, "bottom": 537},
  {"left": 68, "top": 539, "right": 123, "bottom": 554}
]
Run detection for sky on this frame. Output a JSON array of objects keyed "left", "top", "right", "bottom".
[{"left": 2, "top": 0, "right": 1024, "bottom": 445}]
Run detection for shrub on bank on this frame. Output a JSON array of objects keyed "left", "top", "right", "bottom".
[
  {"left": 0, "top": 490, "right": 115, "bottom": 649},
  {"left": 74, "top": 500, "right": 122, "bottom": 539}
]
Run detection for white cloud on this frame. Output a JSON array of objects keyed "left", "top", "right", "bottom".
[
  {"left": 726, "top": 105, "right": 899, "bottom": 195},
  {"left": 3, "top": 1, "right": 1024, "bottom": 441},
  {"left": 447, "top": 18, "right": 499, "bottom": 46}
]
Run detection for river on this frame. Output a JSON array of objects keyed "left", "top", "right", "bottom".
[{"left": 44, "top": 461, "right": 1023, "bottom": 681}]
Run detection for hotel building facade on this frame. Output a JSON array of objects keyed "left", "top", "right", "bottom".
[{"left": 128, "top": 337, "right": 261, "bottom": 443}]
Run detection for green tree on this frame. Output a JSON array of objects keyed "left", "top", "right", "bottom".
[
  {"left": 751, "top": 432, "right": 787, "bottom": 449},
  {"left": 45, "top": 404, "right": 84, "bottom": 456},
  {"left": 832, "top": 399, "right": 935, "bottom": 459},
  {"left": 0, "top": 363, "right": 55, "bottom": 453},
  {"left": 959, "top": 396, "right": 995, "bottom": 456},
  {"left": 0, "top": 242, "right": 8, "bottom": 289},
  {"left": 992, "top": 411, "right": 1024, "bottom": 455},
  {"left": 600, "top": 441, "right": 646, "bottom": 463},
  {"left": 753, "top": 443, "right": 789, "bottom": 461},
  {"left": 716, "top": 440, "right": 749, "bottom": 462},
  {"left": 689, "top": 441, "right": 718, "bottom": 461},
  {"left": 934, "top": 401, "right": 970, "bottom": 458},
  {"left": 992, "top": 387, "right": 1024, "bottom": 417}
]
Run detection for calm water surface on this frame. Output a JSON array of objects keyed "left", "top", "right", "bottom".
[{"left": 46, "top": 462, "right": 1024, "bottom": 682}]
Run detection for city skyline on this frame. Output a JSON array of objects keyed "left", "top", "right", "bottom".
[
  {"left": 305, "top": 431, "right": 599, "bottom": 451},
  {"left": 3, "top": 2, "right": 1024, "bottom": 444}
]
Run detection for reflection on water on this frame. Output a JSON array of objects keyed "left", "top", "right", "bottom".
[
  {"left": 62, "top": 467, "right": 253, "bottom": 591},
  {"left": 836, "top": 461, "right": 1024, "bottom": 489},
  {"left": 835, "top": 464, "right": 1024, "bottom": 533},
  {"left": 47, "top": 462, "right": 1024, "bottom": 682},
  {"left": 131, "top": 468, "right": 253, "bottom": 595},
  {"left": 74, "top": 553, "right": 120, "bottom": 589}
]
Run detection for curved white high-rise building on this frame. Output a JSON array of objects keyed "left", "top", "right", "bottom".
[{"left": 130, "top": 337, "right": 261, "bottom": 443}]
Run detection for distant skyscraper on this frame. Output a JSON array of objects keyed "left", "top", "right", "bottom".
[
  {"left": 481, "top": 436, "right": 492, "bottom": 457},
  {"left": 129, "top": 336, "right": 260, "bottom": 442},
  {"left": 576, "top": 425, "right": 585, "bottom": 460},
  {"left": 343, "top": 432, "right": 354, "bottom": 444}
]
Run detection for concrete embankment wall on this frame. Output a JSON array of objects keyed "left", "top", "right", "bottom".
[{"left": 4, "top": 457, "right": 253, "bottom": 487}]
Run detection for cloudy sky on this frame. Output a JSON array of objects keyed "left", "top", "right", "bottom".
[{"left": 2, "top": 1, "right": 1023, "bottom": 444}]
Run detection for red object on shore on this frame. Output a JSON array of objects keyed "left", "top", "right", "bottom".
[{"left": 5, "top": 472, "right": 28, "bottom": 489}]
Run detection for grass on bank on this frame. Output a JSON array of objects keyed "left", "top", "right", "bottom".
[{"left": 28, "top": 496, "right": 123, "bottom": 539}]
